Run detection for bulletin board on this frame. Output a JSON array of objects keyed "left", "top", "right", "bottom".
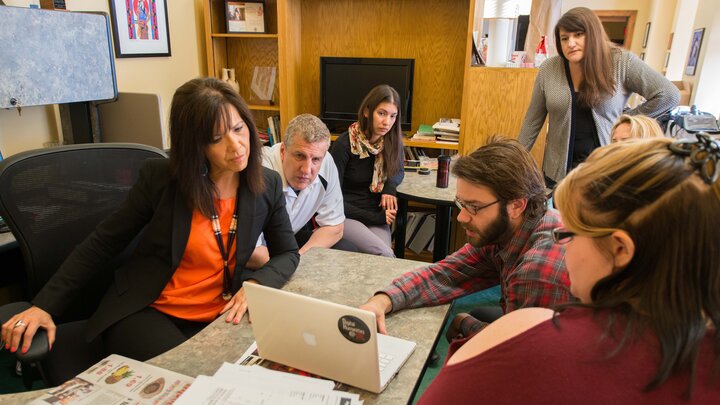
[{"left": 0, "top": 6, "right": 117, "bottom": 109}]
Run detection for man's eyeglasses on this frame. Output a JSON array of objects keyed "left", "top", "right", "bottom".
[
  {"left": 551, "top": 228, "right": 576, "bottom": 244},
  {"left": 454, "top": 197, "right": 500, "bottom": 216}
]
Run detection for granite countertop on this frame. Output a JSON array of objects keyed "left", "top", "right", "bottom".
[
  {"left": 1, "top": 248, "right": 448, "bottom": 405},
  {"left": 397, "top": 172, "right": 457, "bottom": 204}
]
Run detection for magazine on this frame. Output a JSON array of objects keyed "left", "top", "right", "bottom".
[{"left": 29, "top": 354, "right": 194, "bottom": 405}]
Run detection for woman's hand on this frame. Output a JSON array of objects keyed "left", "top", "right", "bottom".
[
  {"left": 1, "top": 306, "right": 56, "bottom": 354},
  {"left": 380, "top": 194, "right": 398, "bottom": 211},
  {"left": 385, "top": 208, "right": 397, "bottom": 225},
  {"left": 220, "top": 280, "right": 258, "bottom": 324}
]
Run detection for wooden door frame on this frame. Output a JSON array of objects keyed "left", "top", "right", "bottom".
[{"left": 594, "top": 10, "right": 638, "bottom": 50}]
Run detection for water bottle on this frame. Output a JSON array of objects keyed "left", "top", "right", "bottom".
[{"left": 436, "top": 155, "right": 451, "bottom": 188}]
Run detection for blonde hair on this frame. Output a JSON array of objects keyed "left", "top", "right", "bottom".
[
  {"left": 610, "top": 114, "right": 664, "bottom": 142},
  {"left": 554, "top": 137, "right": 720, "bottom": 395}
]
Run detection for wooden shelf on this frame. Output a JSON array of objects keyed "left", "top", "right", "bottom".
[
  {"left": 403, "top": 139, "right": 459, "bottom": 150},
  {"left": 211, "top": 33, "right": 279, "bottom": 39},
  {"left": 249, "top": 104, "right": 281, "bottom": 111}
]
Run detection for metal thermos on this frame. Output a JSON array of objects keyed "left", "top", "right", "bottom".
[{"left": 436, "top": 155, "right": 450, "bottom": 188}]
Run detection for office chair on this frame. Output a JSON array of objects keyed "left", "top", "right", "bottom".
[{"left": 0, "top": 143, "right": 167, "bottom": 388}]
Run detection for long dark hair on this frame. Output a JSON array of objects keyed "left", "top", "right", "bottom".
[
  {"left": 357, "top": 85, "right": 403, "bottom": 178},
  {"left": 555, "top": 138, "right": 720, "bottom": 397},
  {"left": 169, "top": 77, "right": 265, "bottom": 217},
  {"left": 555, "top": 7, "right": 617, "bottom": 108}
]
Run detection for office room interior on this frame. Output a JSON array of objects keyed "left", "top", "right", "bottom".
[
  {"left": 1, "top": 0, "right": 718, "bottom": 156},
  {"left": 1, "top": 0, "right": 720, "bottom": 401}
]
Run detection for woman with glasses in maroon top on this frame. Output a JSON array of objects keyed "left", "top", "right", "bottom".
[{"left": 419, "top": 134, "right": 720, "bottom": 403}]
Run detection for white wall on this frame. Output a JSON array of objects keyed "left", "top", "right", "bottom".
[
  {"left": 562, "top": 0, "right": 653, "bottom": 56},
  {"left": 0, "top": 0, "right": 206, "bottom": 157},
  {"left": 666, "top": 0, "right": 700, "bottom": 81},
  {"left": 645, "top": 0, "right": 678, "bottom": 72},
  {"left": 688, "top": 0, "right": 720, "bottom": 116}
]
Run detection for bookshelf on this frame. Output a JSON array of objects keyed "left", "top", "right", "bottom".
[{"left": 203, "top": 0, "right": 281, "bottom": 136}]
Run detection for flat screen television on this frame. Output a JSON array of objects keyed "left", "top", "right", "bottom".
[{"left": 320, "top": 57, "right": 414, "bottom": 133}]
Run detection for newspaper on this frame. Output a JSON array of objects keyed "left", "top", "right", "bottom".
[{"left": 29, "top": 354, "right": 193, "bottom": 405}]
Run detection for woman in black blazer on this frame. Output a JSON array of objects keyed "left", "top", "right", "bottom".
[{"left": 2, "top": 78, "right": 299, "bottom": 360}]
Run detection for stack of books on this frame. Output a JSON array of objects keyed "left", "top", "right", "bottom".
[
  {"left": 410, "top": 124, "right": 436, "bottom": 141},
  {"left": 432, "top": 118, "right": 460, "bottom": 143}
]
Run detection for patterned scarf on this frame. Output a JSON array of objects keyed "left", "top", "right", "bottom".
[{"left": 348, "top": 122, "right": 386, "bottom": 193}]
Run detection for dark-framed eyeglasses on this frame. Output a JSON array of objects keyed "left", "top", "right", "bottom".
[
  {"left": 551, "top": 228, "right": 576, "bottom": 244},
  {"left": 454, "top": 197, "right": 500, "bottom": 216},
  {"left": 668, "top": 133, "right": 720, "bottom": 184}
]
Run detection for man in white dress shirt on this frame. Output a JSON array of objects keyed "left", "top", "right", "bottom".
[{"left": 249, "top": 114, "right": 356, "bottom": 267}]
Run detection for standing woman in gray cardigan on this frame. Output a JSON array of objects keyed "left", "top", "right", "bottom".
[{"left": 518, "top": 7, "right": 679, "bottom": 186}]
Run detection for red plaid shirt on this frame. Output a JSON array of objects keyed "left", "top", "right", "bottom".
[{"left": 382, "top": 209, "right": 574, "bottom": 329}]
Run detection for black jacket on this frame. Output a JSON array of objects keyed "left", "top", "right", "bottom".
[{"left": 33, "top": 159, "right": 299, "bottom": 341}]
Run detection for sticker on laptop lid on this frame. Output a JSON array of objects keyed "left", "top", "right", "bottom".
[{"left": 338, "top": 315, "right": 371, "bottom": 344}]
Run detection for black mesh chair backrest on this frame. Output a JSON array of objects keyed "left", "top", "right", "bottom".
[{"left": 0, "top": 143, "right": 167, "bottom": 322}]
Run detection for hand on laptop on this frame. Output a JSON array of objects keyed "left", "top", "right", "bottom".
[
  {"left": 221, "top": 280, "right": 258, "bottom": 324},
  {"left": 360, "top": 294, "right": 393, "bottom": 335}
]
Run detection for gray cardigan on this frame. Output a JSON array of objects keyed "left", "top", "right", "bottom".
[{"left": 518, "top": 50, "right": 680, "bottom": 183}]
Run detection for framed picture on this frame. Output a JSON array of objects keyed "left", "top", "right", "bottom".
[
  {"left": 685, "top": 28, "right": 705, "bottom": 76},
  {"left": 225, "top": 1, "right": 265, "bottom": 34},
  {"left": 639, "top": 52, "right": 645, "bottom": 61},
  {"left": 108, "top": 0, "right": 171, "bottom": 58},
  {"left": 642, "top": 22, "right": 651, "bottom": 48}
]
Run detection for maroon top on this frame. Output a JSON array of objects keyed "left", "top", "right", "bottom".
[{"left": 419, "top": 308, "right": 720, "bottom": 404}]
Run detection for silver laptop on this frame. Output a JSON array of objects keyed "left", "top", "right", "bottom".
[{"left": 244, "top": 283, "right": 416, "bottom": 393}]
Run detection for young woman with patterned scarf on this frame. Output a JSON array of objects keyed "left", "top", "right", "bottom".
[{"left": 330, "top": 85, "right": 404, "bottom": 257}]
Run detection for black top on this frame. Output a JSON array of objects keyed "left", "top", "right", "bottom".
[
  {"left": 329, "top": 132, "right": 404, "bottom": 226},
  {"left": 570, "top": 92, "right": 599, "bottom": 169},
  {"left": 563, "top": 60, "right": 599, "bottom": 172}
]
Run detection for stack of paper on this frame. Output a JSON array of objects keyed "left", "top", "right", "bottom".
[
  {"left": 175, "top": 362, "right": 362, "bottom": 405},
  {"left": 175, "top": 342, "right": 362, "bottom": 404}
]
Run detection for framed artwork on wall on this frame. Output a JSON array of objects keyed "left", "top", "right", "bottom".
[
  {"left": 225, "top": 1, "right": 266, "bottom": 34},
  {"left": 685, "top": 28, "right": 705, "bottom": 76},
  {"left": 642, "top": 22, "right": 651, "bottom": 48},
  {"left": 639, "top": 52, "right": 645, "bottom": 61},
  {"left": 108, "top": 0, "right": 171, "bottom": 58}
]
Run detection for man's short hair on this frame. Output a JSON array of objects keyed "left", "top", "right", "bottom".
[
  {"left": 284, "top": 114, "right": 331, "bottom": 149},
  {"left": 452, "top": 135, "right": 547, "bottom": 220}
]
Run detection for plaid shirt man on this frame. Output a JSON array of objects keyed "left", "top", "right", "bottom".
[{"left": 381, "top": 208, "right": 573, "bottom": 334}]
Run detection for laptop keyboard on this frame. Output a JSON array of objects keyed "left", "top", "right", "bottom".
[{"left": 378, "top": 352, "right": 394, "bottom": 372}]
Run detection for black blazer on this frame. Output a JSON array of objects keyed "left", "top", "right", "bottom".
[{"left": 32, "top": 159, "right": 299, "bottom": 341}]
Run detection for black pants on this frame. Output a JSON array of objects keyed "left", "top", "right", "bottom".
[
  {"left": 294, "top": 229, "right": 359, "bottom": 252},
  {"left": 103, "top": 307, "right": 208, "bottom": 361}
]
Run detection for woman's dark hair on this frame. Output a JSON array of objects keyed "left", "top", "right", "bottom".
[
  {"left": 555, "top": 7, "right": 616, "bottom": 108},
  {"left": 357, "top": 84, "right": 403, "bottom": 178},
  {"left": 169, "top": 77, "right": 264, "bottom": 217},
  {"left": 555, "top": 138, "right": 720, "bottom": 397},
  {"left": 452, "top": 135, "right": 547, "bottom": 221}
]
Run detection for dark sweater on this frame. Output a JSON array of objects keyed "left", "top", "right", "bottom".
[{"left": 330, "top": 131, "right": 404, "bottom": 226}]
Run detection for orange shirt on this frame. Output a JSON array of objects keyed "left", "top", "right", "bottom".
[{"left": 152, "top": 198, "right": 237, "bottom": 322}]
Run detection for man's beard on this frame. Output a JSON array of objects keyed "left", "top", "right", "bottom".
[{"left": 465, "top": 207, "right": 511, "bottom": 248}]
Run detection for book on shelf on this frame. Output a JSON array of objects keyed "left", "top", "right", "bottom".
[{"left": 267, "top": 115, "right": 281, "bottom": 145}]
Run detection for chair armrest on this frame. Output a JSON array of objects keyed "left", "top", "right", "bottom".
[{"left": 0, "top": 301, "right": 50, "bottom": 362}]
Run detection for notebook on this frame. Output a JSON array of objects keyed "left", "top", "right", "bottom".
[{"left": 244, "top": 283, "right": 417, "bottom": 393}]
